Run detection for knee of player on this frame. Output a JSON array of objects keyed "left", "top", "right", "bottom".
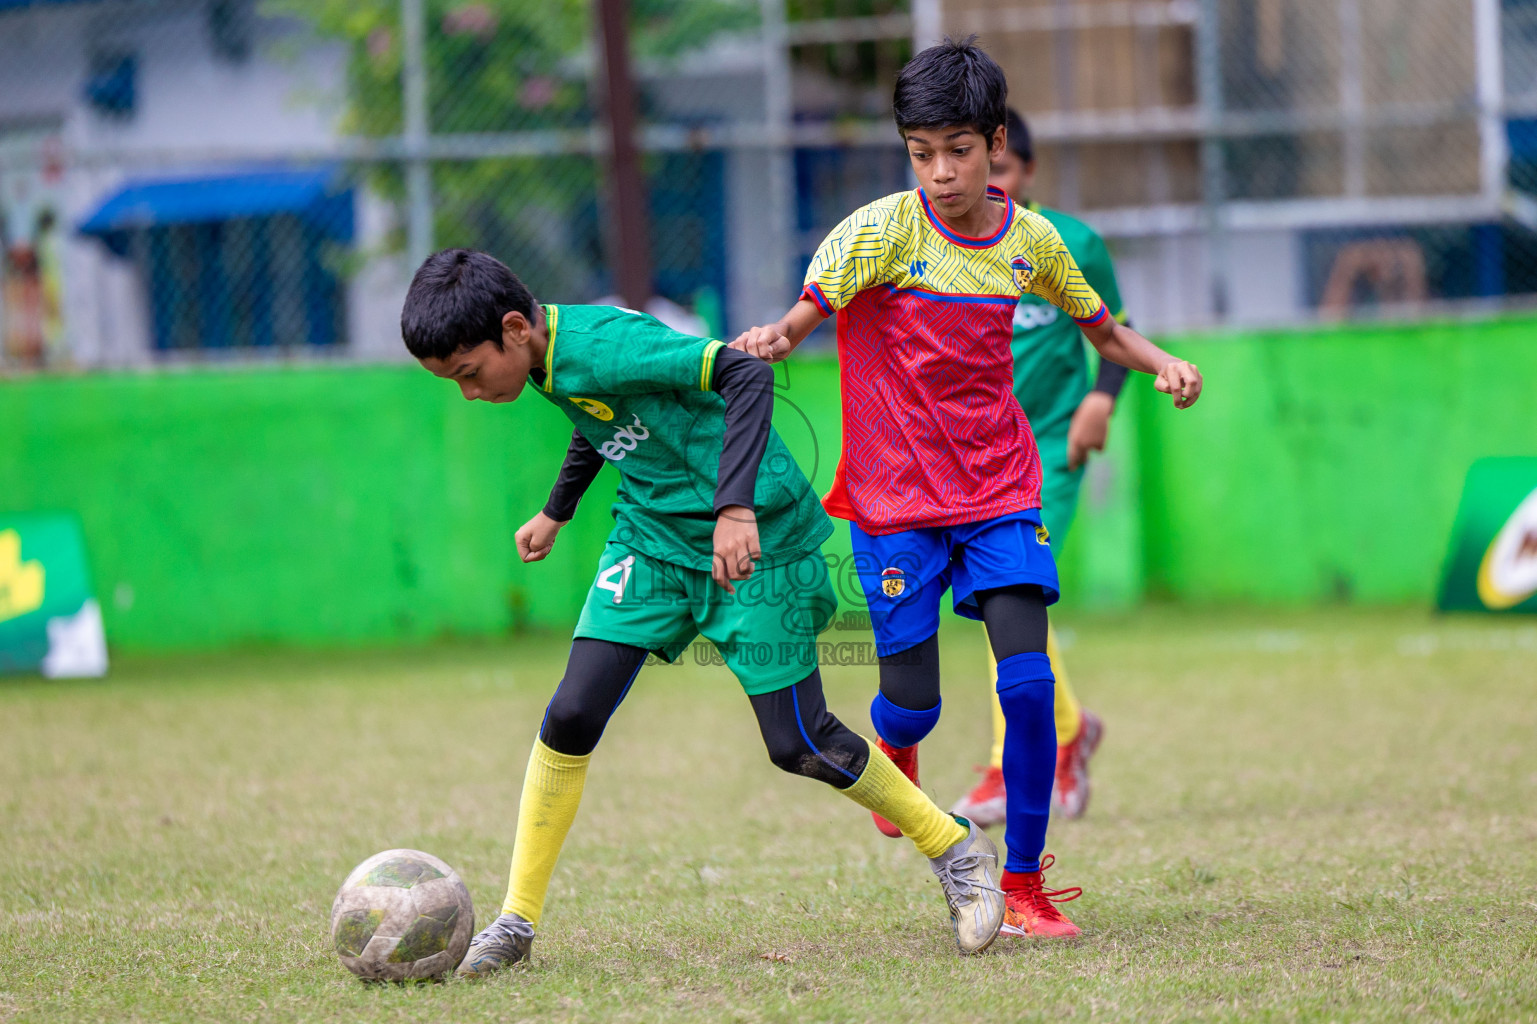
[
  {"left": 763, "top": 733, "right": 815, "bottom": 776},
  {"left": 541, "top": 692, "right": 610, "bottom": 750},
  {"left": 765, "top": 725, "right": 866, "bottom": 784},
  {"left": 869, "top": 691, "right": 942, "bottom": 748},
  {"left": 994, "top": 651, "right": 1056, "bottom": 713}
]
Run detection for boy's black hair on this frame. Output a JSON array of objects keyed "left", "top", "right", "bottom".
[
  {"left": 1005, "top": 107, "right": 1033, "bottom": 163},
  {"left": 400, "top": 248, "right": 537, "bottom": 361},
  {"left": 893, "top": 36, "right": 1008, "bottom": 142}
]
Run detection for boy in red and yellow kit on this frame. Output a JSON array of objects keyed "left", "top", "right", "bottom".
[{"left": 732, "top": 38, "right": 1203, "bottom": 938}]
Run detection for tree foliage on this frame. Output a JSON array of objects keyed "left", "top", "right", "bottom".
[{"left": 270, "top": 0, "right": 754, "bottom": 296}]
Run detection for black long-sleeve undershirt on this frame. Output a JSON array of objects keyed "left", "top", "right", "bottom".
[
  {"left": 542, "top": 431, "right": 605, "bottom": 522},
  {"left": 540, "top": 345, "right": 775, "bottom": 522},
  {"left": 1091, "top": 357, "right": 1129, "bottom": 399},
  {"left": 1089, "top": 318, "right": 1134, "bottom": 400},
  {"left": 709, "top": 346, "right": 775, "bottom": 514}
]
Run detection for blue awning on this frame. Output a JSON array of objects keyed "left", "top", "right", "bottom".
[
  {"left": 0, "top": 1, "right": 98, "bottom": 10},
  {"left": 78, "top": 167, "right": 354, "bottom": 256}
]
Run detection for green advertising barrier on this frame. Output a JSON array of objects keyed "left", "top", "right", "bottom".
[
  {"left": 0, "top": 512, "right": 108, "bottom": 676},
  {"left": 1135, "top": 315, "right": 1537, "bottom": 605},
  {"left": 1439, "top": 458, "right": 1537, "bottom": 613},
  {"left": 2, "top": 314, "right": 1536, "bottom": 651}
]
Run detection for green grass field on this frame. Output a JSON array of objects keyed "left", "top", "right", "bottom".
[{"left": 4, "top": 608, "right": 1536, "bottom": 1023}]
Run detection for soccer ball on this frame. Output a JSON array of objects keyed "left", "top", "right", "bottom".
[{"left": 329, "top": 848, "right": 475, "bottom": 981}]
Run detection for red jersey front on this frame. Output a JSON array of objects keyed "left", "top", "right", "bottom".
[{"left": 801, "top": 187, "right": 1109, "bottom": 535}]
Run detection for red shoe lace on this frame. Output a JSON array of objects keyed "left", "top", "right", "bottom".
[{"left": 1009, "top": 854, "right": 1083, "bottom": 920}]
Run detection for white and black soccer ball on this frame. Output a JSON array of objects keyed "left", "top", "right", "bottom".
[{"left": 329, "top": 848, "right": 475, "bottom": 981}]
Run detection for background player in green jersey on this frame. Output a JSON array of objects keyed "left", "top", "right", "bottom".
[
  {"left": 950, "top": 109, "right": 1127, "bottom": 827},
  {"left": 398, "top": 249, "right": 1007, "bottom": 974}
]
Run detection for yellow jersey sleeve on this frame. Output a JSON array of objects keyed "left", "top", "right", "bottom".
[
  {"left": 1027, "top": 220, "right": 1111, "bottom": 327},
  {"left": 801, "top": 201, "right": 901, "bottom": 314}
]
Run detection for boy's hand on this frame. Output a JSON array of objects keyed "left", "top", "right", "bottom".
[
  {"left": 729, "top": 324, "right": 793, "bottom": 364},
  {"left": 1154, "top": 359, "right": 1203, "bottom": 410},
  {"left": 516, "top": 512, "right": 566, "bottom": 563},
  {"left": 1067, "top": 391, "right": 1115, "bottom": 470},
  {"left": 712, "top": 505, "right": 761, "bottom": 594}
]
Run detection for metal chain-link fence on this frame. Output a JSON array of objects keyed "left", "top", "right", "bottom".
[
  {"left": 948, "top": 0, "right": 1529, "bottom": 328},
  {"left": 0, "top": 0, "right": 1530, "bottom": 372}
]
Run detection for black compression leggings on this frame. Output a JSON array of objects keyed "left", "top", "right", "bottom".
[
  {"left": 539, "top": 639, "right": 647, "bottom": 755},
  {"left": 875, "top": 583, "right": 1050, "bottom": 709},
  {"left": 539, "top": 638, "right": 870, "bottom": 788}
]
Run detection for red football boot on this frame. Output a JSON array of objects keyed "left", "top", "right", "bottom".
[
  {"left": 1000, "top": 854, "right": 1083, "bottom": 939},
  {"left": 950, "top": 764, "right": 1007, "bottom": 829},
  {"left": 1052, "top": 708, "right": 1104, "bottom": 819},
  {"left": 870, "top": 737, "right": 919, "bottom": 838}
]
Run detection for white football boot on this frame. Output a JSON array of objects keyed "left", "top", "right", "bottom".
[
  {"left": 928, "top": 816, "right": 1005, "bottom": 955},
  {"left": 455, "top": 913, "right": 534, "bottom": 978}
]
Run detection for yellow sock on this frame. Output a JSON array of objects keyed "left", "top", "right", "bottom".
[
  {"left": 501, "top": 740, "right": 590, "bottom": 926},
  {"left": 1049, "top": 626, "right": 1082, "bottom": 745},
  {"left": 988, "top": 623, "right": 1081, "bottom": 766},
  {"left": 988, "top": 646, "right": 1007, "bottom": 769},
  {"left": 841, "top": 738, "right": 966, "bottom": 858}
]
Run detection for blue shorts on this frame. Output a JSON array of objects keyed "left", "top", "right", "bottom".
[{"left": 850, "top": 509, "right": 1061, "bottom": 657}]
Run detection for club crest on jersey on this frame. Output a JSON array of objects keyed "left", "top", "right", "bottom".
[
  {"left": 569, "top": 396, "right": 615, "bottom": 421},
  {"left": 1011, "top": 255, "right": 1035, "bottom": 292},
  {"left": 880, "top": 567, "right": 906, "bottom": 598},
  {"left": 1035, "top": 524, "right": 1051, "bottom": 546}
]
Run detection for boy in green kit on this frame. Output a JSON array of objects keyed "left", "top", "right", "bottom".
[{"left": 398, "top": 248, "right": 1006, "bottom": 975}]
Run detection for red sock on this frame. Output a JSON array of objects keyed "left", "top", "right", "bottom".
[{"left": 1001, "top": 869, "right": 1036, "bottom": 892}]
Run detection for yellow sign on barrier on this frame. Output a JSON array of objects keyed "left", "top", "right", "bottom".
[
  {"left": 0, "top": 514, "right": 107, "bottom": 676},
  {"left": 0, "top": 529, "right": 46, "bottom": 623},
  {"left": 1439, "top": 459, "right": 1537, "bottom": 613}
]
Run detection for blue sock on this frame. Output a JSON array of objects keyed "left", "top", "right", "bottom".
[
  {"left": 996, "top": 651, "right": 1056, "bottom": 873},
  {"left": 868, "top": 691, "right": 941, "bottom": 749}
]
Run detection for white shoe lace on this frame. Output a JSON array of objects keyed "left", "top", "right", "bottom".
[
  {"left": 933, "top": 853, "right": 1002, "bottom": 907},
  {"left": 473, "top": 914, "right": 534, "bottom": 954}
]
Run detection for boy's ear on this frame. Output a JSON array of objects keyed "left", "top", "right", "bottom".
[
  {"left": 501, "top": 309, "right": 532, "bottom": 347},
  {"left": 989, "top": 125, "right": 1008, "bottom": 161}
]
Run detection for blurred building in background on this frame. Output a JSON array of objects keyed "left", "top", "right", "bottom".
[
  {"left": 958, "top": 0, "right": 1523, "bottom": 329},
  {"left": 0, "top": 0, "right": 1533, "bottom": 371},
  {"left": 0, "top": 0, "right": 365, "bottom": 367}
]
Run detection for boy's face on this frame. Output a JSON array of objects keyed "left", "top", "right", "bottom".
[
  {"left": 988, "top": 149, "right": 1037, "bottom": 204},
  {"left": 419, "top": 310, "right": 540, "bottom": 403},
  {"left": 904, "top": 124, "right": 1008, "bottom": 219}
]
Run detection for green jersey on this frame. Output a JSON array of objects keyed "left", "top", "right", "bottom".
[
  {"left": 534, "top": 303, "right": 832, "bottom": 572},
  {"left": 1011, "top": 203, "right": 1127, "bottom": 439}
]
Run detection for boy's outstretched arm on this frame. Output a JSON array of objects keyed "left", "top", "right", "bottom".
[
  {"left": 516, "top": 430, "right": 605, "bottom": 562},
  {"left": 709, "top": 346, "right": 778, "bottom": 593},
  {"left": 728, "top": 299, "right": 827, "bottom": 364},
  {"left": 1079, "top": 319, "right": 1203, "bottom": 410}
]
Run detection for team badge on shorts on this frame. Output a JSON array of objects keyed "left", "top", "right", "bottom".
[
  {"left": 1035, "top": 524, "right": 1051, "bottom": 545},
  {"left": 1011, "top": 255, "right": 1035, "bottom": 291},
  {"left": 880, "top": 567, "right": 906, "bottom": 598},
  {"left": 569, "top": 396, "right": 615, "bottom": 421}
]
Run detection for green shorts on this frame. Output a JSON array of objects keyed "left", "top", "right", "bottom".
[
  {"left": 1036, "top": 430, "right": 1084, "bottom": 551},
  {"left": 574, "top": 544, "right": 838, "bottom": 695}
]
